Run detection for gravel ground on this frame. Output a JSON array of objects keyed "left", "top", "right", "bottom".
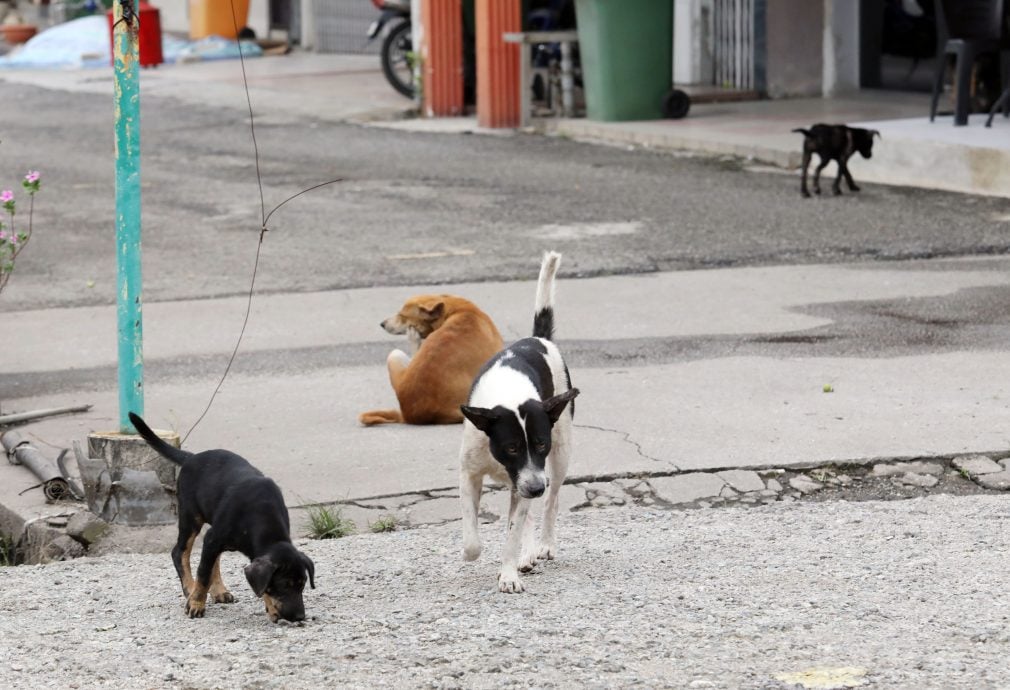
[{"left": 4, "top": 495, "right": 1010, "bottom": 689}]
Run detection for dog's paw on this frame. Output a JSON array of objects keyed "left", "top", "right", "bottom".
[
  {"left": 850, "top": 184, "right": 861, "bottom": 192},
  {"left": 462, "top": 541, "right": 482, "bottom": 561},
  {"left": 813, "top": 188, "right": 822, "bottom": 196},
  {"left": 536, "top": 542, "right": 556, "bottom": 561},
  {"left": 212, "top": 590, "right": 235, "bottom": 604},
  {"left": 801, "top": 190, "right": 811, "bottom": 198},
  {"left": 498, "top": 571, "right": 525, "bottom": 594},
  {"left": 185, "top": 596, "right": 207, "bottom": 618},
  {"left": 519, "top": 551, "right": 538, "bottom": 573}
]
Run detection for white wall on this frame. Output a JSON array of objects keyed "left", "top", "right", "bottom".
[{"left": 673, "top": 0, "right": 714, "bottom": 85}]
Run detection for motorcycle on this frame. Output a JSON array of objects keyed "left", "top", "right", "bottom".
[{"left": 367, "top": 0, "right": 415, "bottom": 99}]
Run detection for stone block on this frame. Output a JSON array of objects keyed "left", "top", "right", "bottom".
[
  {"left": 953, "top": 455, "right": 1002, "bottom": 477},
  {"left": 41, "top": 534, "right": 86, "bottom": 562},
  {"left": 874, "top": 461, "right": 943, "bottom": 477},
  {"left": 716, "top": 470, "right": 765, "bottom": 493},
  {"left": 976, "top": 471, "right": 1010, "bottom": 491},
  {"left": 895, "top": 473, "right": 939, "bottom": 488},
  {"left": 88, "top": 429, "right": 181, "bottom": 490},
  {"left": 650, "top": 473, "right": 726, "bottom": 505},
  {"left": 789, "top": 475, "right": 823, "bottom": 494},
  {"left": 765, "top": 478, "right": 783, "bottom": 492},
  {"left": 66, "top": 511, "right": 110, "bottom": 546}
]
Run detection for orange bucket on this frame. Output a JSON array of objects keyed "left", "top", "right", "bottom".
[{"left": 189, "top": 0, "right": 251, "bottom": 40}]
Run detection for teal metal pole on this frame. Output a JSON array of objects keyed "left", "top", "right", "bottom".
[{"left": 113, "top": 0, "right": 144, "bottom": 432}]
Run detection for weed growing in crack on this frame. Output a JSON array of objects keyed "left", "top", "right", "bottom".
[
  {"left": 0, "top": 532, "right": 16, "bottom": 567},
  {"left": 306, "top": 505, "right": 356, "bottom": 540},
  {"left": 369, "top": 515, "right": 399, "bottom": 533}
]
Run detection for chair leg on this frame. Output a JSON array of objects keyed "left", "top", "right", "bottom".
[
  {"left": 987, "top": 87, "right": 1010, "bottom": 128},
  {"left": 929, "top": 51, "right": 947, "bottom": 122},
  {"left": 953, "top": 45, "right": 973, "bottom": 126}
]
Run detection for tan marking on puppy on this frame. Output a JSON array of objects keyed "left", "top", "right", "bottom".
[
  {"left": 180, "top": 532, "right": 198, "bottom": 596},
  {"left": 262, "top": 593, "right": 281, "bottom": 623},
  {"left": 209, "top": 557, "right": 235, "bottom": 604},
  {"left": 360, "top": 295, "right": 504, "bottom": 426},
  {"left": 186, "top": 582, "right": 208, "bottom": 618}
]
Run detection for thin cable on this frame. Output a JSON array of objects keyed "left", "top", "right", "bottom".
[
  {"left": 182, "top": 1, "right": 267, "bottom": 445},
  {"left": 181, "top": 1, "right": 345, "bottom": 445}
]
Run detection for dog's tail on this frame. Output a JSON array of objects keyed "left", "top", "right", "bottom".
[
  {"left": 532, "top": 251, "right": 561, "bottom": 340},
  {"left": 128, "top": 412, "right": 192, "bottom": 466},
  {"left": 359, "top": 409, "right": 403, "bottom": 426},
  {"left": 791, "top": 127, "right": 812, "bottom": 137}
]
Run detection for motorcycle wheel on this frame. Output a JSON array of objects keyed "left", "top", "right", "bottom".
[{"left": 382, "top": 21, "right": 415, "bottom": 99}]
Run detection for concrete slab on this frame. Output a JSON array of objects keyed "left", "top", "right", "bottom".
[
  {"left": 0, "top": 52, "right": 414, "bottom": 124},
  {"left": 8, "top": 257, "right": 1010, "bottom": 527},
  {"left": 538, "top": 92, "right": 1010, "bottom": 198},
  {"left": 8, "top": 259, "right": 1010, "bottom": 376}
]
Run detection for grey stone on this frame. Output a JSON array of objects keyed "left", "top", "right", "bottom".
[
  {"left": 583, "top": 482, "right": 627, "bottom": 506},
  {"left": 975, "top": 471, "right": 1010, "bottom": 491},
  {"left": 614, "top": 478, "right": 652, "bottom": 498},
  {"left": 895, "top": 473, "right": 939, "bottom": 488},
  {"left": 558, "top": 484, "right": 590, "bottom": 513},
  {"left": 952, "top": 455, "right": 1002, "bottom": 477},
  {"left": 649, "top": 473, "right": 727, "bottom": 505},
  {"left": 719, "top": 485, "right": 738, "bottom": 498},
  {"left": 835, "top": 474, "right": 854, "bottom": 485},
  {"left": 715, "top": 470, "right": 765, "bottom": 493},
  {"left": 41, "top": 535, "right": 86, "bottom": 562},
  {"left": 1000, "top": 459, "right": 1010, "bottom": 472},
  {"left": 765, "top": 479, "right": 783, "bottom": 492},
  {"left": 66, "top": 512, "right": 110, "bottom": 546},
  {"left": 400, "top": 497, "right": 462, "bottom": 526},
  {"left": 789, "top": 476, "right": 824, "bottom": 494},
  {"left": 873, "top": 461, "right": 944, "bottom": 477}
]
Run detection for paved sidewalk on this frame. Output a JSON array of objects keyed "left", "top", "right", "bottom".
[
  {"left": 6, "top": 257, "right": 1010, "bottom": 539},
  {"left": 536, "top": 92, "right": 1010, "bottom": 198}
]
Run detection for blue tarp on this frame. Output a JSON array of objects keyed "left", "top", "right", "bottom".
[{"left": 0, "top": 15, "right": 262, "bottom": 69}]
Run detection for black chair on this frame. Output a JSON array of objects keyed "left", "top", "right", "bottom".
[{"left": 929, "top": 0, "right": 1009, "bottom": 126}]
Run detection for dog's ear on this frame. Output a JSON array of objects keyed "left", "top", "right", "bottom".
[
  {"left": 299, "top": 553, "right": 315, "bottom": 589},
  {"left": 420, "top": 301, "right": 445, "bottom": 321},
  {"left": 543, "top": 388, "right": 580, "bottom": 425},
  {"left": 461, "top": 405, "right": 498, "bottom": 432},
  {"left": 244, "top": 557, "right": 277, "bottom": 597},
  {"left": 871, "top": 129, "right": 881, "bottom": 140}
]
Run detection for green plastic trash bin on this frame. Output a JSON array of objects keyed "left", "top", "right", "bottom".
[{"left": 574, "top": 0, "right": 673, "bottom": 121}]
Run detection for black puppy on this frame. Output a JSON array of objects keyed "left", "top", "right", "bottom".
[
  {"left": 792, "top": 124, "right": 880, "bottom": 198},
  {"left": 129, "top": 412, "right": 314, "bottom": 623}
]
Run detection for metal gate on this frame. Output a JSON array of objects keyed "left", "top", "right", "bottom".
[
  {"left": 713, "top": 0, "right": 755, "bottom": 90},
  {"left": 313, "top": 0, "right": 382, "bottom": 54}
]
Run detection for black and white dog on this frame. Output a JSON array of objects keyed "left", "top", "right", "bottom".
[{"left": 458, "top": 251, "right": 579, "bottom": 593}]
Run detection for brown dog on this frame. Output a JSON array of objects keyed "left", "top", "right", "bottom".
[{"left": 360, "top": 295, "right": 504, "bottom": 426}]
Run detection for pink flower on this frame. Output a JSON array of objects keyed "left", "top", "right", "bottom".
[
  {"left": 0, "top": 231, "right": 6, "bottom": 241},
  {"left": 0, "top": 190, "right": 12, "bottom": 204},
  {"left": 24, "top": 171, "right": 39, "bottom": 184}
]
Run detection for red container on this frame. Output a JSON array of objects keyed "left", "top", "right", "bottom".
[{"left": 107, "top": 2, "right": 164, "bottom": 68}]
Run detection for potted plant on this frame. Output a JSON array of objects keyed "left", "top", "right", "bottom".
[{"left": 0, "top": 1, "right": 37, "bottom": 45}]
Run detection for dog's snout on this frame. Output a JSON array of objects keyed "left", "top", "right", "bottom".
[
  {"left": 520, "top": 476, "right": 546, "bottom": 498},
  {"left": 380, "top": 319, "right": 387, "bottom": 329}
]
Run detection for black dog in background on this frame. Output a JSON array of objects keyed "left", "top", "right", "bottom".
[
  {"left": 129, "top": 412, "right": 315, "bottom": 623},
  {"left": 792, "top": 124, "right": 880, "bottom": 198}
]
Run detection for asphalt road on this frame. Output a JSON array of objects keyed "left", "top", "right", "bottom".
[{"left": 1, "top": 82, "right": 1009, "bottom": 311}]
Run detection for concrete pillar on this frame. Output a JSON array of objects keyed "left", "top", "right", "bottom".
[
  {"left": 673, "top": 0, "right": 714, "bottom": 86},
  {"left": 823, "top": 0, "right": 860, "bottom": 96}
]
